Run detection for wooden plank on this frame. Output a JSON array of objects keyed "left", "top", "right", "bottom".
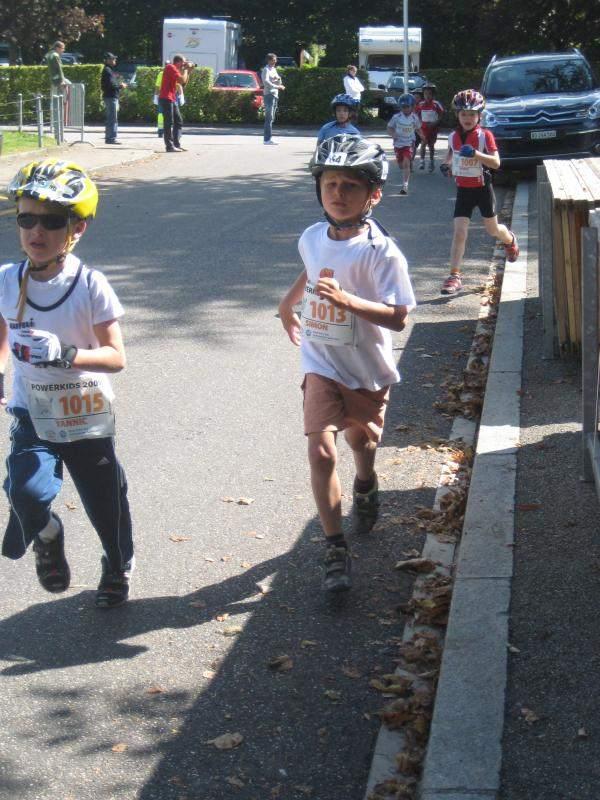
[
  {"left": 572, "top": 159, "right": 600, "bottom": 205},
  {"left": 537, "top": 168, "right": 556, "bottom": 358},
  {"left": 561, "top": 207, "right": 577, "bottom": 351},
  {"left": 581, "top": 226, "right": 599, "bottom": 480},
  {"left": 553, "top": 204, "right": 568, "bottom": 350}
]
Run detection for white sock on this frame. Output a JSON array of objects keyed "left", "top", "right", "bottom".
[{"left": 38, "top": 515, "right": 60, "bottom": 543}]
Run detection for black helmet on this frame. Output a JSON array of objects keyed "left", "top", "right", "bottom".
[
  {"left": 310, "top": 134, "right": 388, "bottom": 187},
  {"left": 423, "top": 82, "right": 437, "bottom": 93}
]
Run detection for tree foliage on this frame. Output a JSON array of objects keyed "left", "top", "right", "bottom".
[
  {"left": 0, "top": 0, "right": 103, "bottom": 63},
  {"left": 7, "top": 0, "right": 600, "bottom": 68}
]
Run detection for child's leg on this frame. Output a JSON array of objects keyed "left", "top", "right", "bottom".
[
  {"left": 482, "top": 215, "right": 513, "bottom": 245},
  {"left": 2, "top": 415, "right": 63, "bottom": 560},
  {"left": 307, "top": 431, "right": 343, "bottom": 537},
  {"left": 62, "top": 437, "right": 134, "bottom": 570},
  {"left": 344, "top": 425, "right": 377, "bottom": 482},
  {"left": 402, "top": 156, "right": 411, "bottom": 186},
  {"left": 450, "top": 217, "right": 470, "bottom": 269}
]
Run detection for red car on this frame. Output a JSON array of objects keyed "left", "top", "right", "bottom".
[{"left": 212, "top": 70, "right": 264, "bottom": 110}]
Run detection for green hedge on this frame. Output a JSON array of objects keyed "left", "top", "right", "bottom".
[{"left": 0, "top": 64, "right": 485, "bottom": 129}]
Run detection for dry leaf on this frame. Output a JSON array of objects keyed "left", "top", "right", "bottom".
[
  {"left": 226, "top": 776, "right": 245, "bottom": 788},
  {"left": 65, "top": 501, "right": 77, "bottom": 510},
  {"left": 169, "top": 535, "right": 191, "bottom": 543},
  {"left": 146, "top": 685, "right": 167, "bottom": 695},
  {"left": 268, "top": 654, "right": 293, "bottom": 672},
  {"left": 324, "top": 689, "right": 342, "bottom": 702},
  {"left": 301, "top": 640, "right": 318, "bottom": 648},
  {"left": 203, "top": 669, "right": 216, "bottom": 679},
  {"left": 222, "top": 626, "right": 243, "bottom": 637},
  {"left": 221, "top": 497, "right": 235, "bottom": 503},
  {"left": 341, "top": 665, "right": 362, "bottom": 679},
  {"left": 507, "top": 644, "right": 521, "bottom": 654},
  {"left": 205, "top": 732, "right": 244, "bottom": 750},
  {"left": 111, "top": 743, "right": 128, "bottom": 753},
  {"left": 240, "top": 561, "right": 252, "bottom": 569},
  {"left": 577, "top": 727, "right": 589, "bottom": 739},
  {"left": 237, "top": 497, "right": 254, "bottom": 505},
  {"left": 215, "top": 613, "right": 229, "bottom": 622},
  {"left": 204, "top": 557, "right": 216, "bottom": 562},
  {"left": 520, "top": 707, "right": 540, "bottom": 724},
  {"left": 394, "top": 558, "right": 438, "bottom": 574}
]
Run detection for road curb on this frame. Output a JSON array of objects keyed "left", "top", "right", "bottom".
[{"left": 419, "top": 182, "right": 529, "bottom": 799}]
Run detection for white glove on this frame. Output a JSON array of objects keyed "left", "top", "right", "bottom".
[{"left": 12, "top": 329, "right": 62, "bottom": 365}]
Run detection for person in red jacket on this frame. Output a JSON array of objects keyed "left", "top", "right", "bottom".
[
  {"left": 158, "top": 55, "right": 194, "bottom": 153},
  {"left": 439, "top": 89, "right": 519, "bottom": 295},
  {"left": 416, "top": 83, "right": 444, "bottom": 172}
]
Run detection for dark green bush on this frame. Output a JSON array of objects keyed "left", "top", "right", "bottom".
[{"left": 0, "top": 65, "right": 486, "bottom": 129}]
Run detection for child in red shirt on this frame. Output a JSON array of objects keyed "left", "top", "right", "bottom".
[
  {"left": 439, "top": 89, "right": 519, "bottom": 295},
  {"left": 416, "top": 83, "right": 444, "bottom": 173}
]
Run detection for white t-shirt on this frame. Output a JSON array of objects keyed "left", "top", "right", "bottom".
[
  {"left": 0, "top": 254, "right": 124, "bottom": 411},
  {"left": 388, "top": 111, "right": 421, "bottom": 147},
  {"left": 343, "top": 74, "right": 364, "bottom": 101},
  {"left": 298, "top": 221, "right": 416, "bottom": 391}
]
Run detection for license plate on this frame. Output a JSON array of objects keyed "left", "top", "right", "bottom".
[{"left": 531, "top": 130, "right": 557, "bottom": 140}]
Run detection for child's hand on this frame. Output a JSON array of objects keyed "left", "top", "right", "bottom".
[
  {"left": 315, "top": 277, "right": 347, "bottom": 308},
  {"left": 440, "top": 163, "right": 451, "bottom": 177},
  {"left": 279, "top": 306, "right": 302, "bottom": 346},
  {"left": 459, "top": 144, "right": 475, "bottom": 157}
]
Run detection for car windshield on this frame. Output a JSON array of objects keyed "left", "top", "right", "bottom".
[
  {"left": 485, "top": 59, "right": 594, "bottom": 98},
  {"left": 387, "top": 75, "right": 426, "bottom": 92},
  {"left": 215, "top": 73, "right": 256, "bottom": 88}
]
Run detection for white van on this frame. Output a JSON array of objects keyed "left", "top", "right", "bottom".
[
  {"left": 358, "top": 26, "right": 422, "bottom": 90},
  {"left": 162, "top": 18, "right": 241, "bottom": 73}
]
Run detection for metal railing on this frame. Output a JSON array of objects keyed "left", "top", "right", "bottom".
[
  {"left": 582, "top": 209, "right": 600, "bottom": 491},
  {"left": 0, "top": 83, "right": 86, "bottom": 149}
]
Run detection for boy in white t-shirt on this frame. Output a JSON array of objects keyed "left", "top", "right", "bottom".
[
  {"left": 386, "top": 94, "right": 424, "bottom": 195},
  {"left": 0, "top": 159, "right": 134, "bottom": 608},
  {"left": 278, "top": 135, "right": 415, "bottom": 593}
]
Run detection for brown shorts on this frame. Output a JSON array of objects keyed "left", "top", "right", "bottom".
[{"left": 302, "top": 372, "right": 390, "bottom": 443}]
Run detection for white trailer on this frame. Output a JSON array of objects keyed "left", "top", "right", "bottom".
[
  {"left": 162, "top": 18, "right": 241, "bottom": 74},
  {"left": 358, "top": 26, "right": 422, "bottom": 90}
]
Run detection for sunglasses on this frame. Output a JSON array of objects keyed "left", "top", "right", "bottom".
[{"left": 16, "top": 212, "right": 70, "bottom": 231}]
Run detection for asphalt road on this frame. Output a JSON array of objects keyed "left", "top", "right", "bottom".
[{"left": 0, "top": 128, "right": 504, "bottom": 800}]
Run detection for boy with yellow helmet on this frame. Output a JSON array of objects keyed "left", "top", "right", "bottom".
[{"left": 1, "top": 159, "right": 134, "bottom": 608}]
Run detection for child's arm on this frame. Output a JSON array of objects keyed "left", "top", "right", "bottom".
[
  {"left": 315, "top": 278, "right": 408, "bottom": 332},
  {"left": 278, "top": 270, "right": 307, "bottom": 346},
  {"left": 0, "top": 316, "right": 8, "bottom": 405},
  {"left": 475, "top": 149, "right": 501, "bottom": 170},
  {"left": 71, "top": 320, "right": 126, "bottom": 373}
]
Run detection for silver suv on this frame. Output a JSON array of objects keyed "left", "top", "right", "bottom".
[{"left": 480, "top": 50, "right": 600, "bottom": 166}]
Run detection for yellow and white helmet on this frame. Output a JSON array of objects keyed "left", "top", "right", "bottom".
[{"left": 8, "top": 159, "right": 98, "bottom": 219}]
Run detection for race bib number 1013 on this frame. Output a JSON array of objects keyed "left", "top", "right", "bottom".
[{"left": 300, "top": 281, "right": 355, "bottom": 346}]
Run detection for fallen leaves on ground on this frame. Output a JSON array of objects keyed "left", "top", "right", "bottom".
[
  {"left": 169, "top": 535, "right": 191, "bottom": 543},
  {"left": 370, "top": 674, "right": 414, "bottom": 696},
  {"left": 394, "top": 558, "right": 438, "bottom": 574},
  {"left": 146, "top": 685, "right": 167, "bottom": 695},
  {"left": 111, "top": 743, "right": 128, "bottom": 753},
  {"left": 520, "top": 707, "right": 540, "bottom": 724},
  {"left": 205, "top": 732, "right": 244, "bottom": 750},
  {"left": 222, "top": 626, "right": 243, "bottom": 637},
  {"left": 268, "top": 654, "right": 293, "bottom": 672},
  {"left": 323, "top": 689, "right": 342, "bottom": 702}
]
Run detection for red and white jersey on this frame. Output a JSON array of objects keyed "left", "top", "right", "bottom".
[
  {"left": 416, "top": 99, "right": 444, "bottom": 126},
  {"left": 449, "top": 126, "right": 498, "bottom": 188}
]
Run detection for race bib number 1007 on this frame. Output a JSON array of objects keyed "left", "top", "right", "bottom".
[{"left": 300, "top": 281, "right": 355, "bottom": 347}]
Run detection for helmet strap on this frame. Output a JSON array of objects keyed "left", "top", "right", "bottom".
[{"left": 323, "top": 197, "right": 374, "bottom": 231}]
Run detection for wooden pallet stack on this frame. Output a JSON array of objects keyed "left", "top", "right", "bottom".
[{"left": 542, "top": 158, "right": 600, "bottom": 355}]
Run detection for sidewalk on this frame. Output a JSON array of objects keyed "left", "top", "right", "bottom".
[{"left": 417, "top": 180, "right": 600, "bottom": 799}]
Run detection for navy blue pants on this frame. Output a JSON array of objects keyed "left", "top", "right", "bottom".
[{"left": 2, "top": 410, "right": 133, "bottom": 570}]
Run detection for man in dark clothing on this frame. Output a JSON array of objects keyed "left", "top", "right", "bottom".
[{"left": 101, "top": 53, "right": 126, "bottom": 145}]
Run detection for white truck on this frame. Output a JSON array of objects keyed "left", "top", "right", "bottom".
[
  {"left": 358, "top": 26, "right": 422, "bottom": 90},
  {"left": 162, "top": 18, "right": 241, "bottom": 73}
]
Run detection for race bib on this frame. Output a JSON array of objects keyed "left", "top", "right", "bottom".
[
  {"left": 26, "top": 373, "right": 116, "bottom": 443},
  {"left": 452, "top": 151, "right": 483, "bottom": 179},
  {"left": 300, "top": 281, "right": 355, "bottom": 347},
  {"left": 420, "top": 109, "right": 438, "bottom": 123}
]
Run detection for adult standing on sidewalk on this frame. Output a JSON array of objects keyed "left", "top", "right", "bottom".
[
  {"left": 158, "top": 55, "right": 194, "bottom": 153},
  {"left": 343, "top": 65, "right": 364, "bottom": 104},
  {"left": 101, "top": 53, "right": 126, "bottom": 145},
  {"left": 43, "top": 41, "right": 69, "bottom": 97},
  {"left": 261, "top": 53, "right": 285, "bottom": 145}
]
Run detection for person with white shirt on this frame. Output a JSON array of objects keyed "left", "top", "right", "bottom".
[
  {"left": 261, "top": 53, "right": 285, "bottom": 144},
  {"left": 343, "top": 65, "right": 365, "bottom": 104},
  {"left": 278, "top": 135, "right": 415, "bottom": 594}
]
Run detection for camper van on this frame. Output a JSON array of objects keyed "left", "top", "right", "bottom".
[
  {"left": 162, "top": 18, "right": 241, "bottom": 73},
  {"left": 358, "top": 26, "right": 422, "bottom": 90}
]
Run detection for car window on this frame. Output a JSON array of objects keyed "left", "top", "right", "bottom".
[
  {"left": 486, "top": 59, "right": 594, "bottom": 98},
  {"left": 215, "top": 73, "right": 256, "bottom": 88},
  {"left": 387, "top": 75, "right": 425, "bottom": 92}
]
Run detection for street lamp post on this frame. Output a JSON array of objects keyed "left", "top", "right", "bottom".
[{"left": 403, "top": 0, "right": 409, "bottom": 90}]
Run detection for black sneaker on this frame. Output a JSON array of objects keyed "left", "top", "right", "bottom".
[
  {"left": 32, "top": 514, "right": 70, "bottom": 593},
  {"left": 353, "top": 475, "right": 379, "bottom": 533},
  {"left": 322, "top": 545, "right": 352, "bottom": 593},
  {"left": 96, "top": 556, "right": 131, "bottom": 609}
]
